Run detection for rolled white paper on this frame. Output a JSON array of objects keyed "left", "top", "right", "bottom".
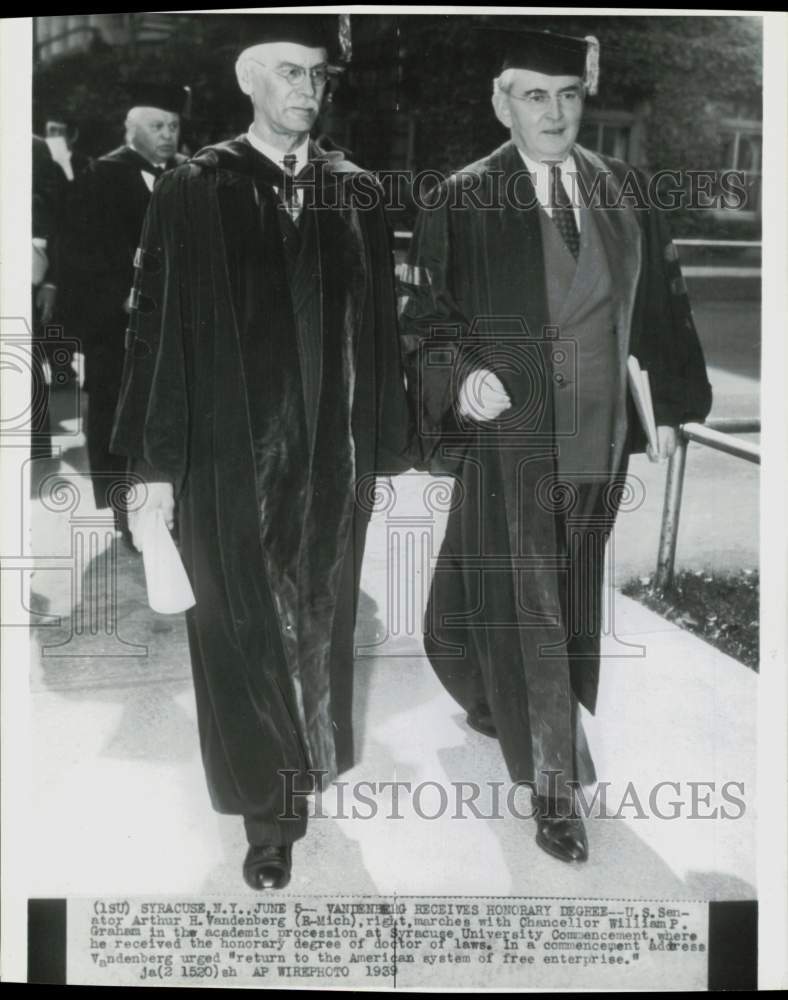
[{"left": 139, "top": 509, "right": 196, "bottom": 615}]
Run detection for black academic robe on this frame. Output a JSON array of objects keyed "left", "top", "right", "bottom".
[
  {"left": 63, "top": 145, "right": 183, "bottom": 508},
  {"left": 398, "top": 141, "right": 712, "bottom": 797},
  {"left": 31, "top": 136, "right": 66, "bottom": 459},
  {"left": 111, "top": 138, "right": 411, "bottom": 823}
]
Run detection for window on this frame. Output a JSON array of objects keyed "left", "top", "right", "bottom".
[
  {"left": 578, "top": 112, "right": 636, "bottom": 162},
  {"left": 719, "top": 123, "right": 762, "bottom": 218}
]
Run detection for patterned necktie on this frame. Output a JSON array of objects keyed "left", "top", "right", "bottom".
[
  {"left": 549, "top": 163, "right": 580, "bottom": 260},
  {"left": 282, "top": 154, "right": 299, "bottom": 222}
]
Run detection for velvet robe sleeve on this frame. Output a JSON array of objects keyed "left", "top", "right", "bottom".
[
  {"left": 397, "top": 182, "right": 474, "bottom": 467},
  {"left": 630, "top": 195, "right": 713, "bottom": 430},
  {"left": 110, "top": 171, "right": 190, "bottom": 494},
  {"left": 361, "top": 193, "right": 416, "bottom": 476}
]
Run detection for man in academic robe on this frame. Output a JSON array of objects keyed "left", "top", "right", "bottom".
[
  {"left": 31, "top": 135, "right": 66, "bottom": 459},
  {"left": 111, "top": 15, "right": 411, "bottom": 889},
  {"left": 398, "top": 28, "right": 712, "bottom": 863},
  {"left": 68, "top": 84, "right": 187, "bottom": 535},
  {"left": 40, "top": 110, "right": 93, "bottom": 385}
]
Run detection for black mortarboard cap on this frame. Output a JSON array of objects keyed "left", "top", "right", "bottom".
[
  {"left": 126, "top": 82, "right": 191, "bottom": 116},
  {"left": 235, "top": 13, "right": 342, "bottom": 62},
  {"left": 478, "top": 25, "right": 599, "bottom": 94},
  {"left": 504, "top": 29, "right": 586, "bottom": 75}
]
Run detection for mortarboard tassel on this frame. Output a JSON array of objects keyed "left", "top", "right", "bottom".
[
  {"left": 584, "top": 35, "right": 600, "bottom": 96},
  {"left": 339, "top": 14, "right": 352, "bottom": 63}
]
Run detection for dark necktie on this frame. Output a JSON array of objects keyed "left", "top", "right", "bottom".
[
  {"left": 282, "top": 154, "right": 298, "bottom": 222},
  {"left": 549, "top": 163, "right": 580, "bottom": 260}
]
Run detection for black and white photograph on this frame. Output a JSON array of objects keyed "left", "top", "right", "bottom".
[{"left": 1, "top": 8, "right": 786, "bottom": 990}]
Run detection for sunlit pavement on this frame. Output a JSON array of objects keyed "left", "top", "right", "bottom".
[{"left": 24, "top": 376, "right": 757, "bottom": 901}]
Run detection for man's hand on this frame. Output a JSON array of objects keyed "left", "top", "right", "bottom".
[
  {"left": 129, "top": 481, "right": 175, "bottom": 551},
  {"left": 458, "top": 369, "right": 512, "bottom": 422},
  {"left": 647, "top": 425, "right": 678, "bottom": 463},
  {"left": 35, "top": 283, "right": 57, "bottom": 324}
]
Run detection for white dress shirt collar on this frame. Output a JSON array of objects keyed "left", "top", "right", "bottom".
[{"left": 246, "top": 126, "right": 310, "bottom": 176}]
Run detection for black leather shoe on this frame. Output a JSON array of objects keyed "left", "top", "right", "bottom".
[
  {"left": 466, "top": 705, "right": 497, "bottom": 738},
  {"left": 534, "top": 813, "right": 588, "bottom": 863},
  {"left": 243, "top": 844, "right": 292, "bottom": 890}
]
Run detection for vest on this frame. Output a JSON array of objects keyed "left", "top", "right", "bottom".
[{"left": 539, "top": 205, "right": 620, "bottom": 478}]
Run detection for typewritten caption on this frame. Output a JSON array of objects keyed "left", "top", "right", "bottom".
[{"left": 67, "top": 896, "right": 709, "bottom": 989}]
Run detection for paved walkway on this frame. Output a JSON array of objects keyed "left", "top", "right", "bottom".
[{"left": 25, "top": 389, "right": 757, "bottom": 900}]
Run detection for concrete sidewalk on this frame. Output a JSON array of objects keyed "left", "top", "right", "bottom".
[{"left": 26, "top": 411, "right": 756, "bottom": 901}]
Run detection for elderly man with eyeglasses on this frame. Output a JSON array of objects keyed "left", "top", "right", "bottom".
[
  {"left": 111, "top": 14, "right": 411, "bottom": 890},
  {"left": 399, "top": 27, "right": 712, "bottom": 864}
]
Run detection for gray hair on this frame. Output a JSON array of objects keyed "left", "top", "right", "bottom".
[
  {"left": 492, "top": 69, "right": 517, "bottom": 97},
  {"left": 124, "top": 107, "right": 144, "bottom": 144},
  {"left": 492, "top": 69, "right": 589, "bottom": 98}
]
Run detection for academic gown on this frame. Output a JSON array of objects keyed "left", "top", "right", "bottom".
[
  {"left": 398, "top": 141, "right": 712, "bottom": 798},
  {"left": 111, "top": 138, "right": 412, "bottom": 826},
  {"left": 31, "top": 136, "right": 67, "bottom": 459},
  {"left": 64, "top": 146, "right": 183, "bottom": 510}
]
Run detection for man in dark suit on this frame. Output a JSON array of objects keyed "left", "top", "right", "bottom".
[
  {"left": 111, "top": 15, "right": 410, "bottom": 890},
  {"left": 399, "top": 28, "right": 712, "bottom": 864},
  {"left": 69, "top": 84, "right": 187, "bottom": 536}
]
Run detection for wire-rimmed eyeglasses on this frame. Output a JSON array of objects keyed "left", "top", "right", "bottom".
[
  {"left": 247, "top": 58, "right": 332, "bottom": 90},
  {"left": 500, "top": 86, "right": 584, "bottom": 109}
]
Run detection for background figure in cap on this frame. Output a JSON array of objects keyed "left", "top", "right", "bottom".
[
  {"left": 64, "top": 83, "right": 187, "bottom": 542},
  {"left": 111, "top": 15, "right": 411, "bottom": 889},
  {"left": 400, "top": 28, "right": 712, "bottom": 863}
]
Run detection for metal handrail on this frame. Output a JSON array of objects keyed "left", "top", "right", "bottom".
[
  {"left": 673, "top": 239, "right": 761, "bottom": 248},
  {"left": 655, "top": 417, "right": 760, "bottom": 590},
  {"left": 681, "top": 422, "right": 760, "bottom": 463}
]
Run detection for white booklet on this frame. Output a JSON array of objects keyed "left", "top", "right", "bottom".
[
  {"left": 627, "top": 354, "right": 660, "bottom": 454},
  {"left": 137, "top": 509, "right": 196, "bottom": 615}
]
